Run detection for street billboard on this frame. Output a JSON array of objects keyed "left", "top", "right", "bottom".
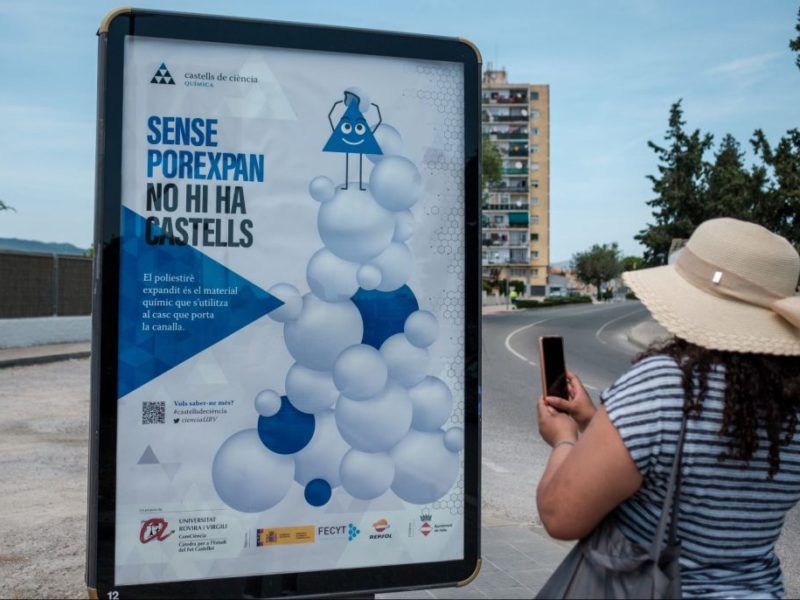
[{"left": 88, "top": 9, "right": 481, "bottom": 598}]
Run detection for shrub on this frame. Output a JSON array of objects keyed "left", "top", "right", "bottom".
[{"left": 513, "top": 295, "right": 592, "bottom": 309}]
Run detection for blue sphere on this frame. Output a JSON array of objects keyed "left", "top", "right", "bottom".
[
  {"left": 351, "top": 285, "right": 419, "bottom": 349},
  {"left": 304, "top": 478, "right": 332, "bottom": 507},
  {"left": 257, "top": 396, "right": 315, "bottom": 455}
]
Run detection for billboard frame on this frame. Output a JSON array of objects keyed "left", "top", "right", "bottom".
[{"left": 88, "top": 7, "right": 481, "bottom": 598}]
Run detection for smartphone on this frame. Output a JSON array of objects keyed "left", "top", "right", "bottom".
[{"left": 539, "top": 336, "right": 569, "bottom": 399}]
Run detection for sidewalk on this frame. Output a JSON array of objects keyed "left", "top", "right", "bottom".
[
  {"left": 379, "top": 516, "right": 572, "bottom": 599},
  {"left": 0, "top": 341, "right": 90, "bottom": 368}
]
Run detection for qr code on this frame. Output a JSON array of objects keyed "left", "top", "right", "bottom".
[{"left": 142, "top": 401, "right": 165, "bottom": 425}]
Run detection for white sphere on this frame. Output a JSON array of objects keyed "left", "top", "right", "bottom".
[
  {"left": 284, "top": 294, "right": 364, "bottom": 371},
  {"left": 404, "top": 310, "right": 438, "bottom": 348},
  {"left": 285, "top": 363, "right": 339, "bottom": 413},
  {"left": 212, "top": 429, "right": 295, "bottom": 512},
  {"left": 267, "top": 283, "right": 303, "bottom": 323},
  {"left": 293, "top": 410, "right": 350, "bottom": 487},
  {"left": 335, "top": 381, "right": 412, "bottom": 452},
  {"left": 367, "top": 124, "right": 403, "bottom": 164},
  {"left": 306, "top": 248, "right": 359, "bottom": 302},
  {"left": 390, "top": 430, "right": 459, "bottom": 504},
  {"left": 444, "top": 426, "right": 465, "bottom": 453},
  {"left": 340, "top": 449, "right": 395, "bottom": 500},
  {"left": 309, "top": 176, "right": 336, "bottom": 203},
  {"left": 408, "top": 376, "right": 453, "bottom": 431},
  {"left": 357, "top": 264, "right": 382, "bottom": 290},
  {"left": 318, "top": 187, "right": 395, "bottom": 263},
  {"left": 368, "top": 242, "right": 413, "bottom": 292},
  {"left": 369, "top": 156, "right": 422, "bottom": 212},
  {"left": 393, "top": 210, "right": 414, "bottom": 242},
  {"left": 380, "top": 333, "right": 429, "bottom": 387},
  {"left": 254, "top": 389, "right": 282, "bottom": 417},
  {"left": 333, "top": 344, "right": 388, "bottom": 400}
]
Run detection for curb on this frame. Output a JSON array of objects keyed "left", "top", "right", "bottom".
[{"left": 0, "top": 350, "right": 91, "bottom": 369}]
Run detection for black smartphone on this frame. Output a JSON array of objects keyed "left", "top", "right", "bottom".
[{"left": 539, "top": 336, "right": 569, "bottom": 399}]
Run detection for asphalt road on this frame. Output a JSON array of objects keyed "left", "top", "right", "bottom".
[{"left": 481, "top": 301, "right": 800, "bottom": 597}]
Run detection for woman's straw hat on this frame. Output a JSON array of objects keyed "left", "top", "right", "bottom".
[{"left": 624, "top": 218, "right": 800, "bottom": 355}]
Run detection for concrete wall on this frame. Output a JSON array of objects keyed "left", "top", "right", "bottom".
[{"left": 0, "top": 316, "right": 91, "bottom": 348}]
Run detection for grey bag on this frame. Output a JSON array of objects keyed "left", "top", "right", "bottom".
[{"left": 535, "top": 411, "right": 688, "bottom": 599}]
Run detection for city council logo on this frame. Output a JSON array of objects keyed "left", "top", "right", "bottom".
[{"left": 151, "top": 62, "right": 175, "bottom": 85}]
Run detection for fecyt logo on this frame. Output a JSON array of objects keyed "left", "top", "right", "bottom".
[{"left": 151, "top": 63, "right": 175, "bottom": 85}]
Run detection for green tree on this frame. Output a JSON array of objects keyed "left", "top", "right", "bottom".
[
  {"left": 751, "top": 128, "right": 800, "bottom": 250},
  {"left": 705, "top": 134, "right": 751, "bottom": 220},
  {"left": 621, "top": 256, "right": 643, "bottom": 272},
  {"left": 573, "top": 243, "right": 622, "bottom": 301},
  {"left": 635, "top": 100, "right": 714, "bottom": 266},
  {"left": 791, "top": 6, "right": 800, "bottom": 70},
  {"left": 481, "top": 133, "right": 502, "bottom": 192}
]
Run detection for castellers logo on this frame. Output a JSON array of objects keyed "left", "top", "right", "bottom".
[
  {"left": 151, "top": 62, "right": 175, "bottom": 85},
  {"left": 139, "top": 517, "right": 174, "bottom": 543},
  {"left": 370, "top": 519, "right": 392, "bottom": 540}
]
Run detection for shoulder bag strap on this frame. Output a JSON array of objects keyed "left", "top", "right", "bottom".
[{"left": 648, "top": 406, "right": 689, "bottom": 560}]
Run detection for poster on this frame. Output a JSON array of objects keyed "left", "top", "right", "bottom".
[{"left": 114, "top": 35, "right": 466, "bottom": 585}]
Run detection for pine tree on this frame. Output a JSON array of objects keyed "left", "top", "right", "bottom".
[
  {"left": 790, "top": 7, "right": 800, "bottom": 71},
  {"left": 705, "top": 134, "right": 750, "bottom": 220},
  {"left": 635, "top": 100, "right": 714, "bottom": 265}
]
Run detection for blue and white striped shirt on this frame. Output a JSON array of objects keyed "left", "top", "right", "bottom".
[{"left": 602, "top": 355, "right": 800, "bottom": 599}]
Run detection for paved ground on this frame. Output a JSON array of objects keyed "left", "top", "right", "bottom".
[{"left": 2, "top": 305, "right": 799, "bottom": 598}]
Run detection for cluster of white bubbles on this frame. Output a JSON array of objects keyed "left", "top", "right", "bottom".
[{"left": 212, "top": 109, "right": 463, "bottom": 512}]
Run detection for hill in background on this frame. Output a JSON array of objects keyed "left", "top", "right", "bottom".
[{"left": 0, "top": 238, "right": 88, "bottom": 256}]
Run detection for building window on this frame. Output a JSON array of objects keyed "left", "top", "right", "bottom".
[
  {"left": 531, "top": 215, "right": 540, "bottom": 225},
  {"left": 532, "top": 250, "right": 540, "bottom": 259},
  {"left": 530, "top": 162, "right": 540, "bottom": 171},
  {"left": 531, "top": 127, "right": 539, "bottom": 136},
  {"left": 530, "top": 91, "right": 539, "bottom": 101},
  {"left": 531, "top": 110, "right": 540, "bottom": 118},
  {"left": 530, "top": 233, "right": 539, "bottom": 241},
  {"left": 531, "top": 180, "right": 540, "bottom": 188},
  {"left": 510, "top": 268, "right": 528, "bottom": 277},
  {"left": 531, "top": 197, "right": 539, "bottom": 206},
  {"left": 530, "top": 145, "right": 539, "bottom": 154},
  {"left": 532, "top": 269, "right": 540, "bottom": 278}
]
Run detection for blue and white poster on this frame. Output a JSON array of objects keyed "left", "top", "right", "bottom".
[{"left": 115, "top": 35, "right": 466, "bottom": 585}]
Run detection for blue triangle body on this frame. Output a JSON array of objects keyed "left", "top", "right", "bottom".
[
  {"left": 117, "top": 207, "right": 283, "bottom": 398},
  {"left": 323, "top": 100, "right": 383, "bottom": 155}
]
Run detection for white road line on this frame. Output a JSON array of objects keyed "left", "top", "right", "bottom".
[
  {"left": 503, "top": 319, "right": 549, "bottom": 365},
  {"left": 595, "top": 307, "right": 647, "bottom": 345},
  {"left": 482, "top": 458, "right": 510, "bottom": 474},
  {"left": 585, "top": 384, "right": 598, "bottom": 391},
  {"left": 502, "top": 304, "right": 631, "bottom": 364}
]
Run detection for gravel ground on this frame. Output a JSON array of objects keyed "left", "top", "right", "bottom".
[{"left": 0, "top": 359, "right": 89, "bottom": 599}]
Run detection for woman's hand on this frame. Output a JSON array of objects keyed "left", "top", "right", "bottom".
[
  {"left": 537, "top": 395, "right": 578, "bottom": 447},
  {"left": 545, "top": 371, "right": 597, "bottom": 432}
]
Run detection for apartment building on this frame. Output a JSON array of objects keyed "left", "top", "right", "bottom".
[{"left": 481, "top": 66, "right": 550, "bottom": 296}]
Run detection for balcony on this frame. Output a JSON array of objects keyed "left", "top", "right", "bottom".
[
  {"left": 482, "top": 250, "right": 531, "bottom": 265},
  {"left": 502, "top": 167, "right": 527, "bottom": 175},
  {"left": 482, "top": 89, "right": 528, "bottom": 105},
  {"left": 483, "top": 202, "right": 530, "bottom": 211},
  {"left": 487, "top": 180, "right": 529, "bottom": 193},
  {"left": 484, "top": 126, "right": 529, "bottom": 141},
  {"left": 483, "top": 108, "right": 529, "bottom": 124},
  {"left": 496, "top": 142, "right": 528, "bottom": 158}
]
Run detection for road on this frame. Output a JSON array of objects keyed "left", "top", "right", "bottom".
[{"left": 481, "top": 300, "right": 800, "bottom": 597}]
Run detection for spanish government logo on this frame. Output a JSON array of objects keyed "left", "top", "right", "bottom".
[{"left": 151, "top": 62, "right": 175, "bottom": 85}]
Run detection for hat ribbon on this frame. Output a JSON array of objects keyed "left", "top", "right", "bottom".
[{"left": 675, "top": 248, "right": 800, "bottom": 329}]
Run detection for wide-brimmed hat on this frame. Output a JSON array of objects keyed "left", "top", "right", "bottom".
[{"left": 624, "top": 218, "right": 800, "bottom": 355}]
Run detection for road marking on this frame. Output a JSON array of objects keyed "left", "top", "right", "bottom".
[
  {"left": 585, "top": 384, "right": 598, "bottom": 391},
  {"left": 502, "top": 304, "right": 634, "bottom": 364},
  {"left": 504, "top": 319, "right": 549, "bottom": 365},
  {"left": 595, "top": 307, "right": 647, "bottom": 345},
  {"left": 482, "top": 458, "right": 510, "bottom": 474}
]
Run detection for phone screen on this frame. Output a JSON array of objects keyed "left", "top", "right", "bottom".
[{"left": 540, "top": 336, "right": 568, "bottom": 399}]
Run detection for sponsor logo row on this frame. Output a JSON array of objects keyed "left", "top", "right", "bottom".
[{"left": 140, "top": 515, "right": 454, "bottom": 548}]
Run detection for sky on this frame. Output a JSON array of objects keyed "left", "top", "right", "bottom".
[{"left": 0, "top": 0, "right": 798, "bottom": 262}]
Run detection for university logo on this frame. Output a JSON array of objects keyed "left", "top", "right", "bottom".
[
  {"left": 139, "top": 517, "right": 174, "bottom": 544},
  {"left": 151, "top": 62, "right": 176, "bottom": 85}
]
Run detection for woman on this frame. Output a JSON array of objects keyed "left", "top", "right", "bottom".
[{"left": 536, "top": 218, "right": 800, "bottom": 598}]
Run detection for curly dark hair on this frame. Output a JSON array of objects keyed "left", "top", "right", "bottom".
[{"left": 639, "top": 337, "right": 800, "bottom": 479}]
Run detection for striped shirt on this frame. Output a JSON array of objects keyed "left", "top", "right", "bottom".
[{"left": 602, "top": 355, "right": 800, "bottom": 599}]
